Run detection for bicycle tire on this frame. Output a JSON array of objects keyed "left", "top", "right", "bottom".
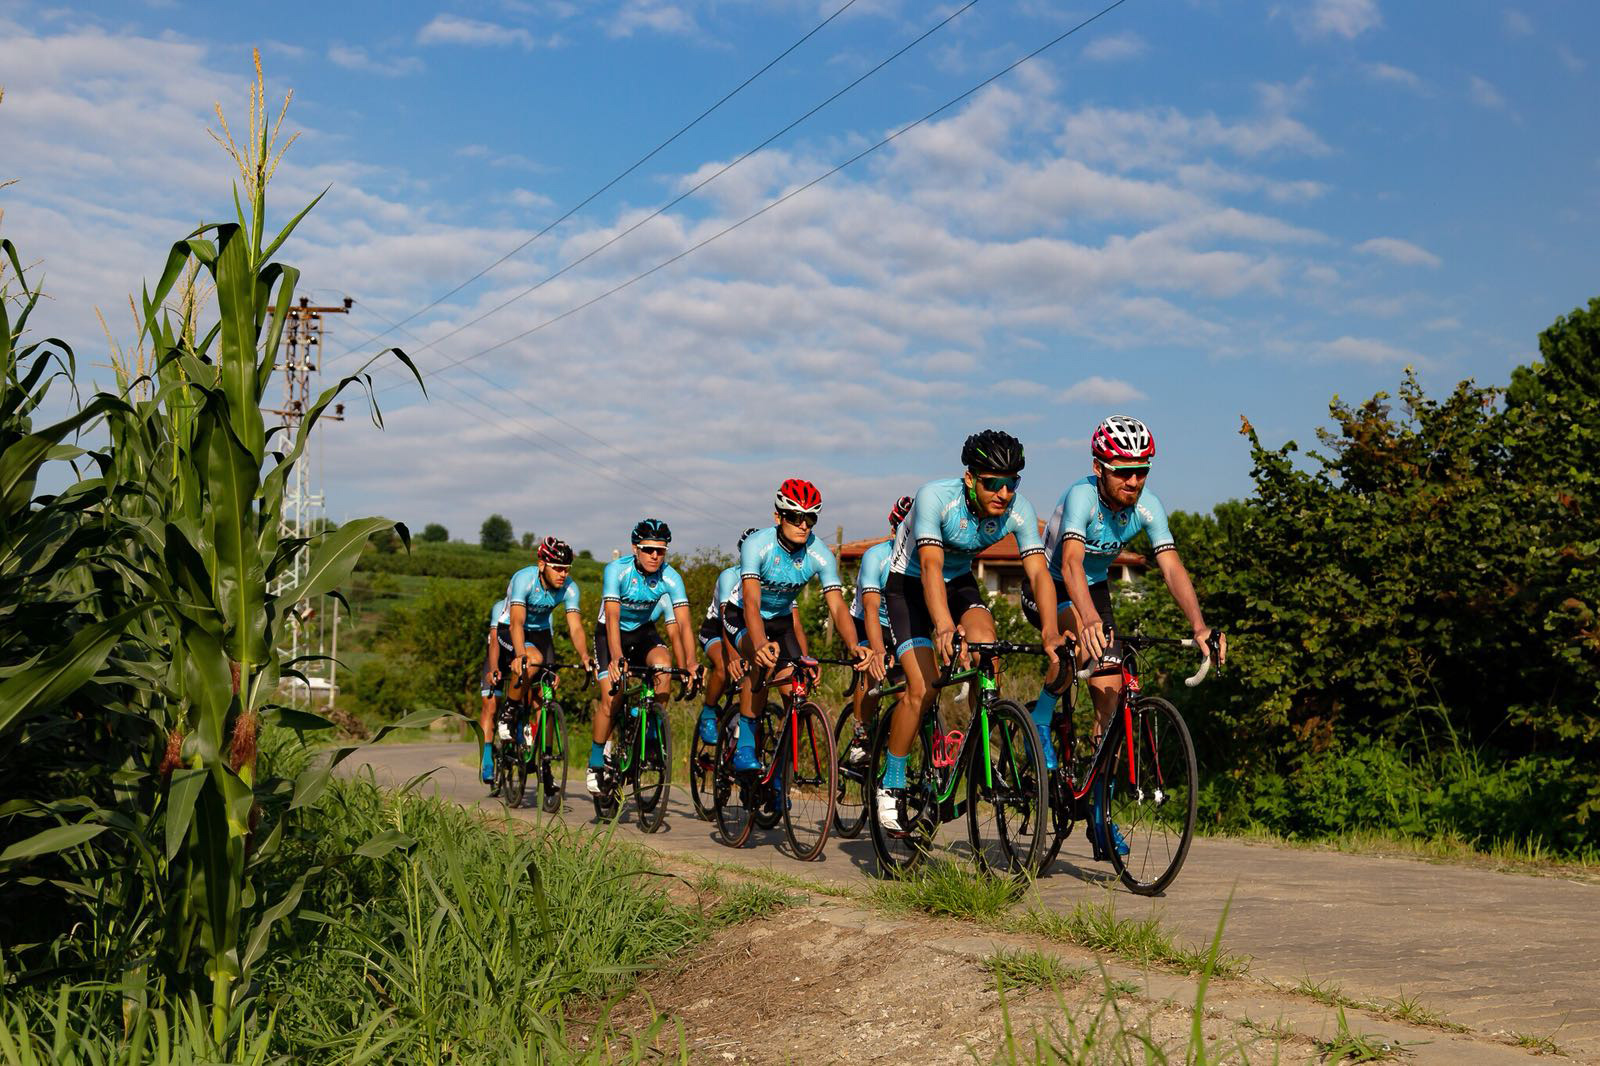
[
  {"left": 965, "top": 699, "right": 1046, "bottom": 876},
  {"left": 712, "top": 707, "right": 755, "bottom": 847},
  {"left": 1101, "top": 696, "right": 1197, "bottom": 896},
  {"left": 751, "top": 702, "right": 784, "bottom": 831},
  {"left": 831, "top": 705, "right": 869, "bottom": 839},
  {"left": 866, "top": 708, "right": 937, "bottom": 878},
  {"left": 1038, "top": 705, "right": 1076, "bottom": 872},
  {"left": 687, "top": 703, "right": 729, "bottom": 821},
  {"left": 491, "top": 737, "right": 509, "bottom": 800},
  {"left": 634, "top": 706, "right": 672, "bottom": 833},
  {"left": 505, "top": 735, "right": 528, "bottom": 810},
  {"left": 539, "top": 704, "right": 568, "bottom": 814},
  {"left": 781, "top": 701, "right": 836, "bottom": 861}
]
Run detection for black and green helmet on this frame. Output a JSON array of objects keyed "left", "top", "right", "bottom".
[{"left": 961, "top": 429, "right": 1025, "bottom": 476}]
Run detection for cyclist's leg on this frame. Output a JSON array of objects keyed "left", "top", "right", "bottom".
[
  {"left": 696, "top": 618, "right": 727, "bottom": 743},
  {"left": 880, "top": 573, "right": 939, "bottom": 829},
  {"left": 844, "top": 632, "right": 874, "bottom": 765},
  {"left": 479, "top": 629, "right": 500, "bottom": 782},
  {"left": 1056, "top": 582, "right": 1127, "bottom": 856},
  {"left": 590, "top": 621, "right": 616, "bottom": 791},
  {"left": 731, "top": 625, "right": 763, "bottom": 770}
]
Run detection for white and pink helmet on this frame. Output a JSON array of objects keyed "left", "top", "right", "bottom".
[{"left": 1091, "top": 415, "right": 1155, "bottom": 462}]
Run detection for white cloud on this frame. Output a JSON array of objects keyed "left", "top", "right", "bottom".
[
  {"left": 1059, "top": 376, "right": 1146, "bottom": 405},
  {"left": 1354, "top": 236, "right": 1440, "bottom": 267},
  {"left": 417, "top": 14, "right": 550, "bottom": 50},
  {"left": 1468, "top": 75, "right": 1518, "bottom": 120},
  {"left": 1081, "top": 31, "right": 1146, "bottom": 63},
  {"left": 1364, "top": 62, "right": 1424, "bottom": 92},
  {"left": 1316, "top": 336, "right": 1421, "bottom": 364},
  {"left": 507, "top": 188, "right": 555, "bottom": 210},
  {"left": 1503, "top": 8, "right": 1533, "bottom": 36},
  {"left": 1296, "top": 0, "right": 1382, "bottom": 40},
  {"left": 1556, "top": 45, "right": 1584, "bottom": 73},
  {"left": 327, "top": 44, "right": 423, "bottom": 77},
  {"left": 608, "top": 0, "right": 696, "bottom": 38}
]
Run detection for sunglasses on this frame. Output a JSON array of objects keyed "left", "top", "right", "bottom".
[
  {"left": 777, "top": 510, "right": 819, "bottom": 528},
  {"left": 974, "top": 474, "right": 1020, "bottom": 492},
  {"left": 636, "top": 545, "right": 667, "bottom": 557},
  {"left": 1103, "top": 465, "right": 1150, "bottom": 480}
]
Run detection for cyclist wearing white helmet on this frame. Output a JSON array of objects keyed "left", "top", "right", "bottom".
[{"left": 1028, "top": 416, "right": 1226, "bottom": 856}]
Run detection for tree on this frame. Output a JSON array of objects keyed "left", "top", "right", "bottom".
[
  {"left": 480, "top": 514, "right": 514, "bottom": 553},
  {"left": 521, "top": 531, "right": 537, "bottom": 551},
  {"left": 420, "top": 523, "right": 448, "bottom": 543},
  {"left": 369, "top": 526, "right": 402, "bottom": 554}
]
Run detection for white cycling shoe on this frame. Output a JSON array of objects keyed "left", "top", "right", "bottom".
[
  {"left": 585, "top": 768, "right": 602, "bottom": 795},
  {"left": 876, "top": 787, "right": 905, "bottom": 832}
]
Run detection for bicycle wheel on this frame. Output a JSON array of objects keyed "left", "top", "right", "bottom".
[
  {"left": 504, "top": 734, "right": 528, "bottom": 810},
  {"left": 1037, "top": 706, "right": 1077, "bottom": 872},
  {"left": 1100, "top": 696, "right": 1197, "bottom": 896},
  {"left": 712, "top": 708, "right": 755, "bottom": 847},
  {"left": 866, "top": 709, "right": 937, "bottom": 878},
  {"left": 781, "top": 702, "right": 836, "bottom": 861},
  {"left": 751, "top": 702, "right": 784, "bottom": 831},
  {"left": 687, "top": 704, "right": 727, "bottom": 821},
  {"left": 966, "top": 699, "right": 1046, "bottom": 876},
  {"left": 491, "top": 737, "right": 509, "bottom": 799},
  {"left": 832, "top": 705, "right": 869, "bottom": 838},
  {"left": 538, "top": 704, "right": 568, "bottom": 814},
  {"left": 634, "top": 706, "right": 672, "bottom": 833}
]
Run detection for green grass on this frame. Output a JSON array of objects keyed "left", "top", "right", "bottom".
[
  {"left": 867, "top": 859, "right": 1027, "bottom": 920},
  {"left": 1511, "top": 1030, "right": 1566, "bottom": 1055},
  {"left": 1290, "top": 978, "right": 1467, "bottom": 1034},
  {"left": 982, "top": 948, "right": 1088, "bottom": 992},
  {"left": 708, "top": 882, "right": 799, "bottom": 926},
  {"left": 1006, "top": 898, "right": 1251, "bottom": 979},
  {"left": 1312, "top": 1007, "right": 1407, "bottom": 1063}
]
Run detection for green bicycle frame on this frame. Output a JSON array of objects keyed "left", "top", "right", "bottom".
[
  {"left": 616, "top": 679, "right": 659, "bottom": 774},
  {"left": 928, "top": 670, "right": 1001, "bottom": 806}
]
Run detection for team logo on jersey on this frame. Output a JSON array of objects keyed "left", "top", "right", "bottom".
[{"left": 981, "top": 518, "right": 1000, "bottom": 536}]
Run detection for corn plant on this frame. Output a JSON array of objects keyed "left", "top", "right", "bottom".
[{"left": 0, "top": 61, "right": 422, "bottom": 1041}]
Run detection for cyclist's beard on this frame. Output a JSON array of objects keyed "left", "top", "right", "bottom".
[{"left": 1097, "top": 474, "right": 1140, "bottom": 512}]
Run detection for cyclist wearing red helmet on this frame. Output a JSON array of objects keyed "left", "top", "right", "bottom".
[
  {"left": 840, "top": 494, "right": 913, "bottom": 767},
  {"left": 1029, "top": 415, "right": 1225, "bottom": 857},
  {"left": 723, "top": 479, "right": 878, "bottom": 771}
]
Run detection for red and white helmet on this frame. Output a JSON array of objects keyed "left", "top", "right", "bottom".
[
  {"left": 538, "top": 536, "right": 574, "bottom": 565},
  {"left": 1091, "top": 415, "right": 1155, "bottom": 462},
  {"left": 888, "top": 495, "right": 914, "bottom": 530},
  {"left": 775, "top": 478, "right": 822, "bottom": 515}
]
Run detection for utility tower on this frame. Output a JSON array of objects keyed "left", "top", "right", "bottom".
[{"left": 268, "top": 296, "right": 350, "bottom": 707}]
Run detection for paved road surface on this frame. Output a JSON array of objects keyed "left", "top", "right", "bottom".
[{"left": 344, "top": 742, "right": 1600, "bottom": 1059}]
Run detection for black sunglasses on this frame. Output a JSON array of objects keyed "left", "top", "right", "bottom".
[
  {"left": 777, "top": 509, "right": 818, "bottom": 527},
  {"left": 975, "top": 474, "right": 1020, "bottom": 492},
  {"left": 636, "top": 545, "right": 667, "bottom": 556},
  {"left": 1103, "top": 465, "right": 1150, "bottom": 480}
]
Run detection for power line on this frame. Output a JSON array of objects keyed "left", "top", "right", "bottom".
[
  {"left": 378, "top": 0, "right": 1133, "bottom": 393},
  {"left": 351, "top": 0, "right": 982, "bottom": 370},
  {"left": 327, "top": 0, "right": 863, "bottom": 365}
]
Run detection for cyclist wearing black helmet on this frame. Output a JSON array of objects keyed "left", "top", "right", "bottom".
[
  {"left": 841, "top": 494, "right": 913, "bottom": 767},
  {"left": 589, "top": 518, "right": 694, "bottom": 795},
  {"left": 876, "top": 431, "right": 1067, "bottom": 831}
]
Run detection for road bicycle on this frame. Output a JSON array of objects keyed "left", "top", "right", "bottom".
[
  {"left": 592, "top": 663, "right": 697, "bottom": 832},
  {"left": 1038, "top": 629, "right": 1219, "bottom": 895},
  {"left": 712, "top": 655, "right": 852, "bottom": 861},
  {"left": 687, "top": 677, "right": 748, "bottom": 822},
  {"left": 832, "top": 657, "right": 904, "bottom": 839},
  {"left": 866, "top": 637, "right": 1052, "bottom": 877},
  {"left": 493, "top": 660, "right": 589, "bottom": 812}
]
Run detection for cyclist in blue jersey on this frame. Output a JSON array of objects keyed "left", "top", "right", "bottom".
[
  {"left": 876, "top": 431, "right": 1067, "bottom": 831},
  {"left": 692, "top": 527, "right": 808, "bottom": 745},
  {"left": 477, "top": 595, "right": 511, "bottom": 783},
  {"left": 589, "top": 518, "right": 696, "bottom": 795},
  {"left": 723, "top": 479, "right": 878, "bottom": 771},
  {"left": 841, "top": 494, "right": 913, "bottom": 767},
  {"left": 1026, "top": 415, "right": 1225, "bottom": 857}
]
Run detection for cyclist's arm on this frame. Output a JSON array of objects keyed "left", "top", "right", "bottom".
[
  {"left": 1153, "top": 549, "right": 1224, "bottom": 662},
  {"left": 564, "top": 608, "right": 590, "bottom": 671},
  {"left": 791, "top": 605, "right": 809, "bottom": 656},
  {"left": 862, "top": 591, "right": 886, "bottom": 659},
  {"left": 1020, "top": 552, "right": 1062, "bottom": 649},
  {"left": 1059, "top": 538, "right": 1107, "bottom": 661},
  {"left": 603, "top": 599, "right": 625, "bottom": 673},
  {"left": 509, "top": 603, "right": 529, "bottom": 661},
  {"left": 672, "top": 604, "right": 696, "bottom": 669}
]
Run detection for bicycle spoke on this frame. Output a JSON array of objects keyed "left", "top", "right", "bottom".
[
  {"left": 781, "top": 703, "right": 835, "bottom": 861},
  {"left": 1104, "top": 697, "right": 1197, "bottom": 895}
]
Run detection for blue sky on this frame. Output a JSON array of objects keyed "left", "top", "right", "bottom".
[{"left": 2, "top": 0, "right": 1596, "bottom": 553}]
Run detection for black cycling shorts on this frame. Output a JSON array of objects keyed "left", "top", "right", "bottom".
[
  {"left": 720, "top": 602, "right": 805, "bottom": 662},
  {"left": 697, "top": 614, "right": 727, "bottom": 652},
  {"left": 1021, "top": 579, "right": 1122, "bottom": 663},
  {"left": 883, "top": 570, "right": 989, "bottom": 657},
  {"left": 496, "top": 623, "right": 555, "bottom": 669},
  {"left": 594, "top": 621, "right": 665, "bottom": 680}
]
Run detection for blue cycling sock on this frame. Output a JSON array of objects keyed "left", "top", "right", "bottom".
[
  {"left": 735, "top": 715, "right": 755, "bottom": 757},
  {"left": 1033, "top": 686, "right": 1058, "bottom": 728},
  {"left": 883, "top": 753, "right": 908, "bottom": 790},
  {"left": 698, "top": 704, "right": 717, "bottom": 725},
  {"left": 588, "top": 742, "right": 606, "bottom": 769}
]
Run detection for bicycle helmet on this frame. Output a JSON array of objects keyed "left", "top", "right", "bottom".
[
  {"left": 1091, "top": 415, "right": 1155, "bottom": 462},
  {"left": 537, "top": 536, "right": 574, "bottom": 566},
  {"left": 961, "top": 430, "right": 1025, "bottom": 475},
  {"left": 888, "top": 495, "right": 914, "bottom": 531},
  {"left": 737, "top": 526, "right": 760, "bottom": 549},
  {"left": 775, "top": 478, "right": 822, "bottom": 515},
  {"left": 630, "top": 518, "right": 672, "bottom": 545}
]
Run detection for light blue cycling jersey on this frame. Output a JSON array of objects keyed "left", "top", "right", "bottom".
[
  {"left": 850, "top": 539, "right": 893, "bottom": 629},
  {"left": 735, "top": 526, "right": 843, "bottom": 620},
  {"left": 598, "top": 555, "right": 689, "bottom": 632},
  {"left": 651, "top": 593, "right": 677, "bottom": 626},
  {"left": 505, "top": 565, "right": 581, "bottom": 631},
  {"left": 889, "top": 477, "right": 1044, "bottom": 580},
  {"left": 705, "top": 564, "right": 740, "bottom": 622},
  {"left": 488, "top": 597, "right": 509, "bottom": 629},
  {"left": 1042, "top": 475, "right": 1175, "bottom": 585}
]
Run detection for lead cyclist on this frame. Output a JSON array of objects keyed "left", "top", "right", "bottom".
[{"left": 1025, "top": 415, "right": 1226, "bottom": 858}]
